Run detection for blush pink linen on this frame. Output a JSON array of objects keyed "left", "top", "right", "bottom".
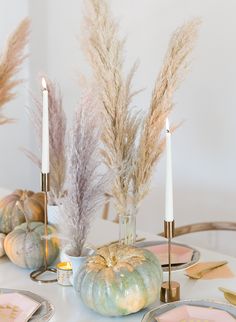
[
  {"left": 156, "top": 305, "right": 235, "bottom": 322},
  {"left": 146, "top": 244, "right": 193, "bottom": 265}
]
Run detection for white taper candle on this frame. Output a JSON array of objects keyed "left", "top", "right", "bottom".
[
  {"left": 165, "top": 118, "right": 174, "bottom": 222},
  {"left": 41, "top": 78, "right": 49, "bottom": 174}
]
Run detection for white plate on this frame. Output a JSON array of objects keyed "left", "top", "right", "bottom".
[
  {"left": 0, "top": 289, "right": 54, "bottom": 321},
  {"left": 142, "top": 299, "right": 236, "bottom": 322}
]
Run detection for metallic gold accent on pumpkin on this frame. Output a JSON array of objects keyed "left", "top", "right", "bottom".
[{"left": 76, "top": 243, "right": 163, "bottom": 316}]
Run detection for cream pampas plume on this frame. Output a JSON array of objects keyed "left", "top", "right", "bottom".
[
  {"left": 0, "top": 18, "right": 30, "bottom": 125},
  {"left": 60, "top": 90, "right": 110, "bottom": 256},
  {"left": 132, "top": 19, "right": 200, "bottom": 207},
  {"left": 82, "top": 0, "right": 141, "bottom": 216},
  {"left": 83, "top": 0, "right": 200, "bottom": 220}
]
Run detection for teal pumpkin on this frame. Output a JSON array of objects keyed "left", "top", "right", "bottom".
[
  {"left": 4, "top": 222, "right": 59, "bottom": 269},
  {"left": 75, "top": 244, "right": 163, "bottom": 316}
]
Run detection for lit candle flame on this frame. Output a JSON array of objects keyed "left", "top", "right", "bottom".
[
  {"left": 57, "top": 262, "right": 72, "bottom": 270},
  {"left": 42, "top": 77, "right": 47, "bottom": 90}
]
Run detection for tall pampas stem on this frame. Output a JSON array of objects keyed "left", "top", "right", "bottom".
[
  {"left": 0, "top": 18, "right": 30, "bottom": 125},
  {"left": 59, "top": 89, "right": 110, "bottom": 256},
  {"left": 82, "top": 0, "right": 200, "bottom": 220}
]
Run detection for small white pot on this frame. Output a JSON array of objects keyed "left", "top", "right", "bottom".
[{"left": 65, "top": 247, "right": 95, "bottom": 286}]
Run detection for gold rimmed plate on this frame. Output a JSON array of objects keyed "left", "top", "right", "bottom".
[
  {"left": 142, "top": 299, "right": 236, "bottom": 322},
  {"left": 136, "top": 240, "right": 200, "bottom": 272},
  {"left": 0, "top": 289, "right": 54, "bottom": 321}
]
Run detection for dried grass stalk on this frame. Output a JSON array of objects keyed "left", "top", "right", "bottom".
[
  {"left": 25, "top": 77, "right": 67, "bottom": 203},
  {"left": 82, "top": 0, "right": 140, "bottom": 215},
  {"left": 60, "top": 90, "right": 110, "bottom": 256},
  {"left": 0, "top": 18, "right": 30, "bottom": 124},
  {"left": 83, "top": 0, "right": 200, "bottom": 218},
  {"left": 132, "top": 19, "right": 200, "bottom": 207}
]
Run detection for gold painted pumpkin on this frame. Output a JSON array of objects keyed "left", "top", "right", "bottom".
[
  {"left": 4, "top": 221, "right": 59, "bottom": 269},
  {"left": 0, "top": 233, "right": 6, "bottom": 257},
  {"left": 0, "top": 190, "right": 44, "bottom": 234},
  {"left": 76, "top": 244, "right": 163, "bottom": 316}
]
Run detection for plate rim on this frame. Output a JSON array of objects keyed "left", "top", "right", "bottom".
[
  {"left": 141, "top": 299, "right": 236, "bottom": 322},
  {"left": 0, "top": 288, "right": 54, "bottom": 321},
  {"left": 136, "top": 240, "right": 200, "bottom": 272}
]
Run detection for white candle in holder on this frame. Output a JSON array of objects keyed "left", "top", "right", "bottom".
[
  {"left": 41, "top": 78, "right": 49, "bottom": 174},
  {"left": 165, "top": 118, "right": 174, "bottom": 222}
]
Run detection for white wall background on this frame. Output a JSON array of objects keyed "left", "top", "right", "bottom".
[{"left": 1, "top": 0, "right": 236, "bottom": 236}]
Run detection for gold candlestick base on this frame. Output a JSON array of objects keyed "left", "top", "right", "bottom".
[
  {"left": 30, "top": 267, "right": 57, "bottom": 284},
  {"left": 160, "top": 220, "right": 181, "bottom": 302},
  {"left": 30, "top": 173, "right": 57, "bottom": 284},
  {"left": 160, "top": 281, "right": 180, "bottom": 303}
]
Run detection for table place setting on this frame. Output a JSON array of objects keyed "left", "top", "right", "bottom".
[
  {"left": 0, "top": 289, "right": 54, "bottom": 322},
  {"left": 1, "top": 0, "right": 236, "bottom": 322}
]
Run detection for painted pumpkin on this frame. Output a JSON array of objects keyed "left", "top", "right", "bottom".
[
  {"left": 0, "top": 190, "right": 44, "bottom": 234},
  {"left": 76, "top": 244, "right": 163, "bottom": 316},
  {"left": 0, "top": 233, "right": 6, "bottom": 257},
  {"left": 4, "top": 222, "right": 59, "bottom": 269}
]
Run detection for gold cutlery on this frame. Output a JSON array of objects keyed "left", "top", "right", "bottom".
[
  {"left": 219, "top": 287, "right": 236, "bottom": 305},
  {"left": 185, "top": 261, "right": 228, "bottom": 279}
]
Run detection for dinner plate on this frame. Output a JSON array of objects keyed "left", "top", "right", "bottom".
[
  {"left": 136, "top": 241, "right": 200, "bottom": 271},
  {"left": 0, "top": 292, "right": 41, "bottom": 322},
  {"left": 0, "top": 289, "right": 54, "bottom": 321},
  {"left": 142, "top": 299, "right": 236, "bottom": 322}
]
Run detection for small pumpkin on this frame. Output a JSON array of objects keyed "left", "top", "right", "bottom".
[
  {"left": 4, "top": 221, "right": 59, "bottom": 269},
  {"left": 0, "top": 190, "right": 44, "bottom": 234},
  {"left": 76, "top": 244, "right": 163, "bottom": 316},
  {"left": 0, "top": 233, "right": 6, "bottom": 257}
]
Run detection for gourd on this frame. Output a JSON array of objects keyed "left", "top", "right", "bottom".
[
  {"left": 76, "top": 244, "right": 163, "bottom": 316},
  {"left": 4, "top": 221, "right": 59, "bottom": 269},
  {"left": 0, "top": 190, "right": 44, "bottom": 234},
  {"left": 0, "top": 233, "right": 6, "bottom": 257}
]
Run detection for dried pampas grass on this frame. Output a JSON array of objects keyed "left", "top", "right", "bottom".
[
  {"left": 132, "top": 19, "right": 200, "bottom": 207},
  {"left": 83, "top": 0, "right": 141, "bottom": 215},
  {"left": 24, "top": 77, "right": 67, "bottom": 204},
  {"left": 0, "top": 18, "right": 30, "bottom": 125},
  {"left": 60, "top": 89, "right": 110, "bottom": 256},
  {"left": 83, "top": 0, "right": 200, "bottom": 218}
]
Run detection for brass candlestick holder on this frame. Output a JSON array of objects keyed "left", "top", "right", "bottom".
[
  {"left": 160, "top": 220, "right": 180, "bottom": 303},
  {"left": 30, "top": 173, "right": 57, "bottom": 283}
]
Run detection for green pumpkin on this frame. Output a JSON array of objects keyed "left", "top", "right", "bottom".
[
  {"left": 75, "top": 244, "right": 163, "bottom": 316},
  {"left": 0, "top": 190, "right": 44, "bottom": 234},
  {"left": 4, "top": 222, "right": 59, "bottom": 269}
]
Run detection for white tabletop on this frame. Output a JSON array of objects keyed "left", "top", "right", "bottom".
[{"left": 0, "top": 218, "right": 236, "bottom": 322}]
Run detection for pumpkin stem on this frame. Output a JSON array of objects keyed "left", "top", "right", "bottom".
[{"left": 16, "top": 199, "right": 31, "bottom": 232}]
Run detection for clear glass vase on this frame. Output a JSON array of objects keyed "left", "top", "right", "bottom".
[{"left": 119, "top": 213, "right": 136, "bottom": 246}]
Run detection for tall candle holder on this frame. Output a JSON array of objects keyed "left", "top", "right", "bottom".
[
  {"left": 160, "top": 220, "right": 180, "bottom": 303},
  {"left": 30, "top": 173, "right": 57, "bottom": 283}
]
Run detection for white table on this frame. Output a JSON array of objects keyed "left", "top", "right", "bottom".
[{"left": 1, "top": 219, "right": 236, "bottom": 322}]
